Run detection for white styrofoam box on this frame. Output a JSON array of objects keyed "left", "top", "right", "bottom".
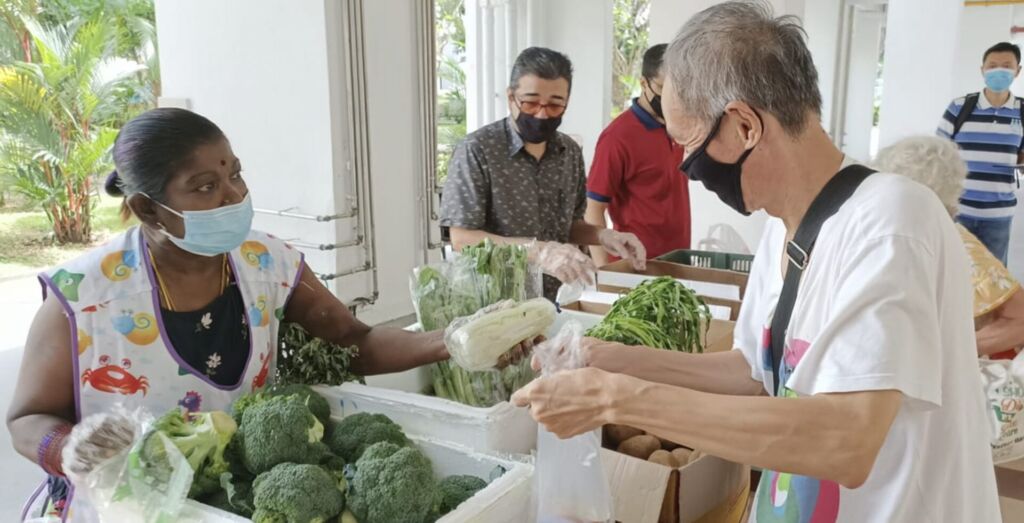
[
  {"left": 317, "top": 383, "right": 538, "bottom": 455},
  {"left": 549, "top": 308, "right": 603, "bottom": 337},
  {"left": 413, "top": 436, "right": 533, "bottom": 522},
  {"left": 597, "top": 270, "right": 742, "bottom": 301},
  {"left": 185, "top": 436, "right": 533, "bottom": 523}
]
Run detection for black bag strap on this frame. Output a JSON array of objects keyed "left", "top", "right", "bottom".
[
  {"left": 768, "top": 164, "right": 877, "bottom": 395},
  {"left": 951, "top": 93, "right": 979, "bottom": 140}
]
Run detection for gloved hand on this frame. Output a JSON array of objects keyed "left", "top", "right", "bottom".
[
  {"left": 528, "top": 241, "right": 597, "bottom": 285},
  {"left": 597, "top": 229, "right": 647, "bottom": 270},
  {"left": 62, "top": 409, "right": 139, "bottom": 484}
]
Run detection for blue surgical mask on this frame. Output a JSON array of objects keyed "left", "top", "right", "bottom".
[
  {"left": 985, "top": 68, "right": 1016, "bottom": 93},
  {"left": 148, "top": 193, "right": 254, "bottom": 256}
]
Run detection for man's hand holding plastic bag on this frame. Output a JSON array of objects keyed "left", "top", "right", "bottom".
[
  {"left": 513, "top": 322, "right": 614, "bottom": 523},
  {"left": 527, "top": 241, "right": 597, "bottom": 286}
]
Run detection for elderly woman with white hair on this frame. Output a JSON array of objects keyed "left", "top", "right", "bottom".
[{"left": 874, "top": 135, "right": 1024, "bottom": 358}]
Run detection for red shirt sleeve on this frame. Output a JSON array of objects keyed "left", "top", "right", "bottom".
[{"left": 587, "top": 134, "right": 627, "bottom": 203}]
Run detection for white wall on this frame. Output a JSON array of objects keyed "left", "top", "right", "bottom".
[
  {"left": 154, "top": 0, "right": 347, "bottom": 293},
  {"left": 648, "top": 0, "right": 805, "bottom": 253},
  {"left": 155, "top": 0, "right": 429, "bottom": 324},
  {"left": 803, "top": 0, "right": 843, "bottom": 134},
  {"left": 877, "top": 0, "right": 963, "bottom": 148},
  {"left": 530, "top": 0, "right": 613, "bottom": 168},
  {"left": 842, "top": 8, "right": 884, "bottom": 161}
]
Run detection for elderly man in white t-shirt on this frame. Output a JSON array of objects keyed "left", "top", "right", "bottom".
[{"left": 512, "top": 1, "right": 1001, "bottom": 521}]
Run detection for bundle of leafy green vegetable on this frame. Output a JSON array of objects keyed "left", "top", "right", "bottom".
[
  {"left": 586, "top": 276, "right": 711, "bottom": 352},
  {"left": 277, "top": 322, "right": 362, "bottom": 386},
  {"left": 410, "top": 239, "right": 538, "bottom": 407}
]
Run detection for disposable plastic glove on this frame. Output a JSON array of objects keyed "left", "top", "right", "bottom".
[
  {"left": 528, "top": 241, "right": 597, "bottom": 285},
  {"left": 61, "top": 408, "right": 139, "bottom": 485},
  {"left": 597, "top": 229, "right": 647, "bottom": 270}
]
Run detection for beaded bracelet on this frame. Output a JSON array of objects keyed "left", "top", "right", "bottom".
[{"left": 37, "top": 424, "right": 72, "bottom": 477}]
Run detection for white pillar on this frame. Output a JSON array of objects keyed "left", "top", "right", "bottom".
[
  {"left": 842, "top": 8, "right": 884, "bottom": 160},
  {"left": 877, "top": 0, "right": 963, "bottom": 148}
]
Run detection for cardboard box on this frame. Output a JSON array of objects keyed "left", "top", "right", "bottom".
[
  {"left": 601, "top": 449, "right": 750, "bottom": 523},
  {"left": 597, "top": 260, "right": 749, "bottom": 318},
  {"left": 559, "top": 300, "right": 736, "bottom": 354}
]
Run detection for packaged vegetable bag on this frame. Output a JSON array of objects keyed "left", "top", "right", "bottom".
[
  {"left": 980, "top": 352, "right": 1024, "bottom": 464},
  {"left": 533, "top": 321, "right": 614, "bottom": 523}
]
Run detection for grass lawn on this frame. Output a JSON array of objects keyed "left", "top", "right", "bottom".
[{"left": 0, "top": 194, "right": 133, "bottom": 280}]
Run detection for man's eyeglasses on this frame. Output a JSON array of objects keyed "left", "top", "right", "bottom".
[{"left": 515, "top": 98, "right": 567, "bottom": 117}]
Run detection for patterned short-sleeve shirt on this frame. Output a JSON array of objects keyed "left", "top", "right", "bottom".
[{"left": 439, "top": 117, "right": 587, "bottom": 243}]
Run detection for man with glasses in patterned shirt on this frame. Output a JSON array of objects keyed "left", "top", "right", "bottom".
[{"left": 440, "top": 47, "right": 646, "bottom": 300}]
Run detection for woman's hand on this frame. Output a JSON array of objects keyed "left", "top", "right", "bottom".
[{"left": 511, "top": 367, "right": 637, "bottom": 439}]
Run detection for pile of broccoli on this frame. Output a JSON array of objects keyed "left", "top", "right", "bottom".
[{"left": 140, "top": 384, "right": 489, "bottom": 522}]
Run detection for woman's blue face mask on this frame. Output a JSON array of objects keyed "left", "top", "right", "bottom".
[{"left": 147, "top": 193, "right": 254, "bottom": 256}]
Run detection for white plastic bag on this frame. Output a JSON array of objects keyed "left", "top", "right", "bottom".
[
  {"left": 63, "top": 409, "right": 193, "bottom": 523},
  {"left": 533, "top": 322, "right": 614, "bottom": 523},
  {"left": 979, "top": 352, "right": 1024, "bottom": 464}
]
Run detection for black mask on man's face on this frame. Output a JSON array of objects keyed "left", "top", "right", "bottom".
[
  {"left": 515, "top": 111, "right": 561, "bottom": 144},
  {"left": 679, "top": 112, "right": 762, "bottom": 216},
  {"left": 643, "top": 78, "right": 664, "bottom": 119}
]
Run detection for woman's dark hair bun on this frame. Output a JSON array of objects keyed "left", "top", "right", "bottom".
[{"left": 104, "top": 170, "right": 124, "bottom": 197}]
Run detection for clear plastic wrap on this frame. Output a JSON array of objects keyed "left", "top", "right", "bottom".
[
  {"left": 444, "top": 298, "right": 556, "bottom": 372},
  {"left": 409, "top": 240, "right": 543, "bottom": 406},
  {"left": 533, "top": 322, "right": 614, "bottom": 523},
  {"left": 61, "top": 409, "right": 193, "bottom": 523}
]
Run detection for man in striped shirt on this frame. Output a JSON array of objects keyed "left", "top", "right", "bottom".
[{"left": 937, "top": 42, "right": 1024, "bottom": 265}]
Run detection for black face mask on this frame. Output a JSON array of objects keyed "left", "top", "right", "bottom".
[
  {"left": 515, "top": 110, "right": 562, "bottom": 144},
  {"left": 643, "top": 78, "right": 664, "bottom": 119},
  {"left": 680, "top": 114, "right": 759, "bottom": 216}
]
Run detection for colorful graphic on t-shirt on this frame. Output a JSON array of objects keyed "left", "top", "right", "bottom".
[
  {"left": 52, "top": 269, "right": 85, "bottom": 302},
  {"left": 241, "top": 241, "right": 273, "bottom": 270},
  {"left": 111, "top": 310, "right": 159, "bottom": 346},
  {"left": 756, "top": 332, "right": 840, "bottom": 523},
  {"left": 756, "top": 471, "right": 840, "bottom": 523},
  {"left": 100, "top": 250, "right": 138, "bottom": 282},
  {"left": 81, "top": 355, "right": 149, "bottom": 396},
  {"left": 178, "top": 390, "right": 202, "bottom": 414},
  {"left": 248, "top": 296, "right": 270, "bottom": 327},
  {"left": 77, "top": 328, "right": 93, "bottom": 355}
]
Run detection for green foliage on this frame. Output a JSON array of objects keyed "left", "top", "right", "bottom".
[
  {"left": 612, "top": 0, "right": 650, "bottom": 117},
  {"left": 0, "top": 0, "right": 156, "bottom": 243},
  {"left": 277, "top": 322, "right": 361, "bottom": 387},
  {"left": 435, "top": 0, "right": 466, "bottom": 185}
]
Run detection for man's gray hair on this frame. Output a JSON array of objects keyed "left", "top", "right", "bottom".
[
  {"left": 873, "top": 136, "right": 967, "bottom": 217},
  {"left": 666, "top": 0, "right": 822, "bottom": 136},
  {"left": 509, "top": 47, "right": 574, "bottom": 93}
]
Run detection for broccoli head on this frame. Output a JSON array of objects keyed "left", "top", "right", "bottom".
[
  {"left": 326, "top": 413, "right": 409, "bottom": 463},
  {"left": 252, "top": 462, "right": 345, "bottom": 523},
  {"left": 238, "top": 395, "right": 328, "bottom": 474},
  {"left": 320, "top": 452, "right": 348, "bottom": 491},
  {"left": 347, "top": 442, "right": 440, "bottom": 523},
  {"left": 201, "top": 472, "right": 254, "bottom": 518},
  {"left": 231, "top": 391, "right": 269, "bottom": 424},
  {"left": 139, "top": 409, "right": 237, "bottom": 498},
  {"left": 437, "top": 475, "right": 487, "bottom": 514},
  {"left": 267, "top": 383, "right": 332, "bottom": 427}
]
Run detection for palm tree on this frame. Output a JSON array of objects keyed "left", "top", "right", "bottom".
[{"left": 0, "top": 18, "right": 144, "bottom": 243}]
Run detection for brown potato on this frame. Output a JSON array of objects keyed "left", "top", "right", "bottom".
[
  {"left": 648, "top": 449, "right": 679, "bottom": 468},
  {"left": 671, "top": 447, "right": 693, "bottom": 465},
  {"left": 605, "top": 424, "right": 644, "bottom": 447},
  {"left": 688, "top": 449, "right": 705, "bottom": 464},
  {"left": 617, "top": 435, "right": 661, "bottom": 460}
]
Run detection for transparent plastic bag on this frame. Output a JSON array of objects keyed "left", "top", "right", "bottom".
[
  {"left": 979, "top": 352, "right": 1024, "bottom": 464},
  {"left": 63, "top": 409, "right": 193, "bottom": 523},
  {"left": 534, "top": 322, "right": 614, "bottom": 523},
  {"left": 410, "top": 241, "right": 542, "bottom": 406}
]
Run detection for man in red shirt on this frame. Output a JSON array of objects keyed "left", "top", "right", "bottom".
[{"left": 585, "top": 44, "right": 691, "bottom": 265}]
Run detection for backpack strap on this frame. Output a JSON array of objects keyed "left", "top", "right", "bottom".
[{"left": 951, "top": 93, "right": 980, "bottom": 140}]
